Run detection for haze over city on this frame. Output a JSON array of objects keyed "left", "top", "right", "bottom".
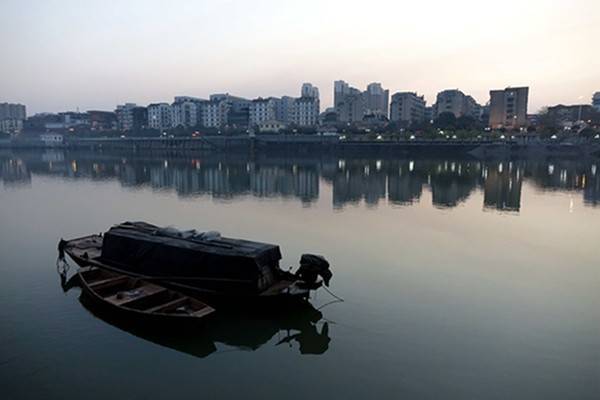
[
  {"left": 2, "top": 0, "right": 599, "bottom": 114},
  {"left": 2, "top": 2, "right": 600, "bottom": 400}
]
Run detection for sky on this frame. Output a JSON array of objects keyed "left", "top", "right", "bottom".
[{"left": 1, "top": 0, "right": 599, "bottom": 114}]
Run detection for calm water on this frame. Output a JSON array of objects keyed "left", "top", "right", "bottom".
[{"left": 0, "top": 150, "right": 599, "bottom": 399}]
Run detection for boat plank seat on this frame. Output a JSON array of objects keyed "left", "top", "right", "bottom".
[
  {"left": 105, "top": 285, "right": 167, "bottom": 307},
  {"left": 89, "top": 275, "right": 129, "bottom": 290},
  {"left": 144, "top": 297, "right": 188, "bottom": 313},
  {"left": 191, "top": 307, "right": 214, "bottom": 318}
]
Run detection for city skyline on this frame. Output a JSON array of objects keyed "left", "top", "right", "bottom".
[{"left": 2, "top": 0, "right": 599, "bottom": 114}]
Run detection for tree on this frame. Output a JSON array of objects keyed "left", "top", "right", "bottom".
[
  {"left": 579, "top": 128, "right": 597, "bottom": 138},
  {"left": 409, "top": 119, "right": 431, "bottom": 132},
  {"left": 434, "top": 112, "right": 457, "bottom": 130},
  {"left": 537, "top": 107, "right": 559, "bottom": 137},
  {"left": 455, "top": 115, "right": 481, "bottom": 130}
]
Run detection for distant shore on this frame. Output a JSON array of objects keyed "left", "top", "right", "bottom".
[{"left": 1, "top": 135, "right": 599, "bottom": 159}]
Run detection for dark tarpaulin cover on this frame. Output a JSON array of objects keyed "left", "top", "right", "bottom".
[{"left": 100, "top": 222, "right": 282, "bottom": 288}]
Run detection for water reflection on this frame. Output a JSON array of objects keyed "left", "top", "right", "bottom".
[
  {"left": 1, "top": 150, "right": 599, "bottom": 211},
  {"left": 62, "top": 274, "right": 331, "bottom": 358}
]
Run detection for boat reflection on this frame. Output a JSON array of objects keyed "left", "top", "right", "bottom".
[
  {"left": 61, "top": 273, "right": 331, "bottom": 358},
  {"left": 2, "top": 149, "right": 599, "bottom": 211}
]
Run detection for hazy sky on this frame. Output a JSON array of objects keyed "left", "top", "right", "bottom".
[{"left": 2, "top": 0, "right": 599, "bottom": 114}]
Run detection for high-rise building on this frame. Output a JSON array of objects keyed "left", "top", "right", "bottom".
[
  {"left": 334, "top": 80, "right": 353, "bottom": 109},
  {"left": 209, "top": 94, "right": 251, "bottom": 128},
  {"left": 593, "top": 92, "right": 600, "bottom": 111},
  {"left": 301, "top": 83, "right": 319, "bottom": 99},
  {"left": 249, "top": 98, "right": 277, "bottom": 126},
  {"left": 0, "top": 103, "right": 26, "bottom": 134},
  {"left": 147, "top": 103, "right": 172, "bottom": 131},
  {"left": 115, "top": 103, "right": 147, "bottom": 131},
  {"left": 201, "top": 100, "right": 224, "bottom": 128},
  {"left": 433, "top": 89, "right": 481, "bottom": 119},
  {"left": 275, "top": 96, "right": 296, "bottom": 124},
  {"left": 131, "top": 107, "right": 147, "bottom": 131},
  {"left": 226, "top": 103, "right": 250, "bottom": 128},
  {"left": 334, "top": 81, "right": 389, "bottom": 123},
  {"left": 390, "top": 92, "right": 426, "bottom": 124},
  {"left": 334, "top": 80, "right": 365, "bottom": 123},
  {"left": 293, "top": 96, "right": 319, "bottom": 127},
  {"left": 363, "top": 83, "right": 389, "bottom": 117},
  {"left": 0, "top": 103, "right": 27, "bottom": 121},
  {"left": 338, "top": 92, "right": 365, "bottom": 123},
  {"left": 488, "top": 87, "right": 529, "bottom": 130},
  {"left": 294, "top": 83, "right": 320, "bottom": 127},
  {"left": 171, "top": 97, "right": 203, "bottom": 128}
]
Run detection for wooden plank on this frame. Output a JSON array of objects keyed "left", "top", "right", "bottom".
[
  {"left": 144, "top": 297, "right": 188, "bottom": 313},
  {"left": 89, "top": 275, "right": 128, "bottom": 289},
  {"left": 104, "top": 285, "right": 166, "bottom": 307},
  {"left": 191, "top": 307, "right": 214, "bottom": 318},
  {"left": 87, "top": 276, "right": 129, "bottom": 292}
]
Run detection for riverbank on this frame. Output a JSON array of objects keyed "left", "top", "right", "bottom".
[{"left": 1, "top": 135, "right": 599, "bottom": 158}]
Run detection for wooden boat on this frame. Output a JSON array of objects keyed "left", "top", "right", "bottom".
[
  {"left": 78, "top": 266, "right": 215, "bottom": 321},
  {"left": 59, "top": 222, "right": 332, "bottom": 307}
]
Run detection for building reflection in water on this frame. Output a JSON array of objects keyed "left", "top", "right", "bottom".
[
  {"left": 1, "top": 150, "right": 599, "bottom": 211},
  {"left": 387, "top": 160, "right": 424, "bottom": 206},
  {"left": 483, "top": 162, "right": 523, "bottom": 212},
  {"left": 429, "top": 161, "right": 481, "bottom": 209},
  {"left": 1, "top": 157, "right": 31, "bottom": 187}
]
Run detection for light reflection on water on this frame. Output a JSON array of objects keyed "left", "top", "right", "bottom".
[
  {"left": 0, "top": 149, "right": 599, "bottom": 400},
  {"left": 1, "top": 150, "right": 599, "bottom": 211}
]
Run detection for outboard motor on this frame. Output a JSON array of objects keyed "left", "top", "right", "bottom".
[{"left": 296, "top": 254, "right": 333, "bottom": 288}]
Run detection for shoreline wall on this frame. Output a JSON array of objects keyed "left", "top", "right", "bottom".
[{"left": 1, "top": 135, "right": 599, "bottom": 158}]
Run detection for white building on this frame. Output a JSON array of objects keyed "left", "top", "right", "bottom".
[
  {"left": 292, "top": 97, "right": 320, "bottom": 127},
  {"left": 147, "top": 103, "right": 172, "bottom": 131},
  {"left": 270, "top": 83, "right": 321, "bottom": 127},
  {"left": 171, "top": 99, "right": 202, "bottom": 128},
  {"left": 40, "top": 133, "right": 64, "bottom": 146},
  {"left": 390, "top": 92, "right": 426, "bottom": 124},
  {"left": 257, "top": 120, "right": 287, "bottom": 133},
  {"left": 250, "top": 98, "right": 277, "bottom": 126},
  {"left": 201, "top": 100, "right": 225, "bottom": 128}
]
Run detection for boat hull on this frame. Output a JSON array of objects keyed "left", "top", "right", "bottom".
[
  {"left": 63, "top": 236, "right": 314, "bottom": 309},
  {"left": 77, "top": 267, "right": 216, "bottom": 323}
]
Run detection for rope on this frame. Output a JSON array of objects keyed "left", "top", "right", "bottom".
[
  {"left": 317, "top": 299, "right": 343, "bottom": 311},
  {"left": 321, "top": 284, "right": 344, "bottom": 302}
]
